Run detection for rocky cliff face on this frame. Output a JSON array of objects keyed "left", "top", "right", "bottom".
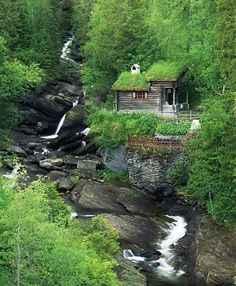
[{"left": 193, "top": 216, "right": 236, "bottom": 286}]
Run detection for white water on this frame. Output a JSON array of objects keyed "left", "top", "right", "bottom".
[
  {"left": 41, "top": 100, "right": 79, "bottom": 140},
  {"left": 123, "top": 250, "right": 146, "bottom": 263},
  {"left": 156, "top": 216, "right": 187, "bottom": 278},
  {"left": 81, "top": 127, "right": 90, "bottom": 136},
  {"left": 81, "top": 141, "right": 87, "bottom": 147},
  {"left": 123, "top": 216, "right": 187, "bottom": 280},
  {"left": 61, "top": 36, "right": 75, "bottom": 61}
]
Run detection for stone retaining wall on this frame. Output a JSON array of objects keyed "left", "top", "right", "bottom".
[{"left": 126, "top": 149, "right": 177, "bottom": 200}]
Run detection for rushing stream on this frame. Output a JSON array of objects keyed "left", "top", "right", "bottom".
[{"left": 123, "top": 215, "right": 188, "bottom": 284}]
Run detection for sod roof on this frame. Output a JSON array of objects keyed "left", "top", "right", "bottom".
[
  {"left": 112, "top": 72, "right": 149, "bottom": 91},
  {"left": 145, "top": 61, "right": 185, "bottom": 81}
]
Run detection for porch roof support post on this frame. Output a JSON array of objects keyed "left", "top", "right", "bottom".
[{"left": 173, "top": 87, "right": 176, "bottom": 112}]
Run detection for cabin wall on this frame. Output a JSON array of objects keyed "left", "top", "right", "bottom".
[
  {"left": 117, "top": 91, "right": 159, "bottom": 111},
  {"left": 117, "top": 81, "right": 176, "bottom": 113}
]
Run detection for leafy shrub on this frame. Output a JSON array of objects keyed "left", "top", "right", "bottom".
[
  {"left": 88, "top": 109, "right": 190, "bottom": 147},
  {"left": 184, "top": 95, "right": 236, "bottom": 225},
  {"left": 0, "top": 177, "right": 122, "bottom": 285},
  {"left": 167, "top": 155, "right": 190, "bottom": 187}
]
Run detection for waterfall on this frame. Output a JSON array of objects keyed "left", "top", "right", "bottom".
[
  {"left": 41, "top": 100, "right": 79, "bottom": 140},
  {"left": 61, "top": 36, "right": 75, "bottom": 61},
  {"left": 41, "top": 114, "right": 66, "bottom": 140},
  {"left": 156, "top": 216, "right": 187, "bottom": 278}
]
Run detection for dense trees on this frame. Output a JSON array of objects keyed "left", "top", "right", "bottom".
[
  {"left": 72, "top": 0, "right": 235, "bottom": 100},
  {"left": 0, "top": 37, "right": 42, "bottom": 146},
  {"left": 72, "top": 0, "right": 236, "bottom": 224},
  {"left": 0, "top": 178, "right": 121, "bottom": 285},
  {"left": 0, "top": 0, "right": 63, "bottom": 71}
]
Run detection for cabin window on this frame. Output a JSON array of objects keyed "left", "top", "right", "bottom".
[{"left": 132, "top": 91, "right": 148, "bottom": 100}]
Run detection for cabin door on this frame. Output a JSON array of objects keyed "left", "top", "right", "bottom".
[{"left": 164, "top": 88, "right": 174, "bottom": 105}]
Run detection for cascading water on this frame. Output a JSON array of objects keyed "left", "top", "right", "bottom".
[
  {"left": 41, "top": 100, "right": 79, "bottom": 140},
  {"left": 123, "top": 215, "right": 187, "bottom": 283},
  {"left": 61, "top": 36, "right": 75, "bottom": 62},
  {"left": 156, "top": 216, "right": 187, "bottom": 278}
]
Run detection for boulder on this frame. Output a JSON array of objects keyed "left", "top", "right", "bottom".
[
  {"left": 57, "top": 178, "right": 75, "bottom": 192},
  {"left": 34, "top": 94, "right": 69, "bottom": 120},
  {"left": 48, "top": 132, "right": 84, "bottom": 150},
  {"left": 71, "top": 181, "right": 127, "bottom": 213},
  {"left": 6, "top": 145, "right": 27, "bottom": 156},
  {"left": 100, "top": 145, "right": 128, "bottom": 175},
  {"left": 39, "top": 157, "right": 64, "bottom": 170},
  {"left": 59, "top": 83, "right": 83, "bottom": 98},
  {"left": 76, "top": 158, "right": 99, "bottom": 178},
  {"left": 102, "top": 214, "right": 162, "bottom": 248},
  {"left": 48, "top": 170, "right": 68, "bottom": 181}
]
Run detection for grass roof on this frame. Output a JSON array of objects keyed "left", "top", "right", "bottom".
[
  {"left": 146, "top": 61, "right": 185, "bottom": 81},
  {"left": 112, "top": 72, "right": 149, "bottom": 91}
]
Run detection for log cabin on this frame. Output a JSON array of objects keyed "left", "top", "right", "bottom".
[{"left": 112, "top": 61, "right": 189, "bottom": 117}]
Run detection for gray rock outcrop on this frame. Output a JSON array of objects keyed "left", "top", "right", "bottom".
[{"left": 100, "top": 145, "right": 128, "bottom": 175}]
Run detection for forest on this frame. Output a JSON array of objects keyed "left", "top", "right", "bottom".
[{"left": 0, "top": 0, "right": 235, "bottom": 285}]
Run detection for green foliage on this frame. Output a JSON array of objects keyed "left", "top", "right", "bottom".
[
  {"left": 112, "top": 72, "right": 149, "bottom": 91},
  {"left": 75, "top": 0, "right": 151, "bottom": 99},
  {"left": 0, "top": 177, "right": 122, "bottom": 285},
  {"left": 216, "top": 0, "right": 236, "bottom": 90},
  {"left": 146, "top": 61, "right": 185, "bottom": 81},
  {"left": 95, "top": 169, "right": 129, "bottom": 183},
  {"left": 156, "top": 120, "right": 191, "bottom": 135},
  {"left": 88, "top": 109, "right": 190, "bottom": 147},
  {"left": 0, "top": 0, "right": 63, "bottom": 72},
  {"left": 167, "top": 155, "right": 190, "bottom": 187},
  {"left": 0, "top": 37, "right": 42, "bottom": 146},
  {"left": 184, "top": 95, "right": 236, "bottom": 225}
]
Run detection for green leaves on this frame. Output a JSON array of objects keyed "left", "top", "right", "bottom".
[
  {"left": 88, "top": 109, "right": 190, "bottom": 147},
  {"left": 184, "top": 95, "right": 236, "bottom": 225},
  {"left": 0, "top": 37, "right": 43, "bottom": 146},
  {"left": 0, "top": 178, "right": 121, "bottom": 285}
]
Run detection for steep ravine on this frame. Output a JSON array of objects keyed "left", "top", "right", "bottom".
[{"left": 2, "top": 38, "right": 236, "bottom": 286}]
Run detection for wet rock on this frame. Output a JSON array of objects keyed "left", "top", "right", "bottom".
[
  {"left": 48, "top": 132, "right": 84, "bottom": 150},
  {"left": 76, "top": 158, "right": 99, "bottom": 178},
  {"left": 59, "top": 83, "right": 83, "bottom": 98},
  {"left": 103, "top": 214, "right": 162, "bottom": 248},
  {"left": 57, "top": 178, "right": 75, "bottom": 192},
  {"left": 71, "top": 181, "right": 127, "bottom": 213},
  {"left": 63, "top": 155, "right": 78, "bottom": 167},
  {"left": 48, "top": 170, "right": 68, "bottom": 181},
  {"left": 140, "top": 249, "right": 161, "bottom": 259},
  {"left": 74, "top": 139, "right": 96, "bottom": 156},
  {"left": 100, "top": 145, "right": 128, "bottom": 175},
  {"left": 34, "top": 94, "right": 69, "bottom": 120},
  {"left": 6, "top": 145, "right": 27, "bottom": 156},
  {"left": 27, "top": 142, "right": 42, "bottom": 151},
  {"left": 39, "top": 157, "right": 64, "bottom": 170},
  {"left": 36, "top": 121, "right": 51, "bottom": 134},
  {"left": 115, "top": 187, "right": 160, "bottom": 216}
]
